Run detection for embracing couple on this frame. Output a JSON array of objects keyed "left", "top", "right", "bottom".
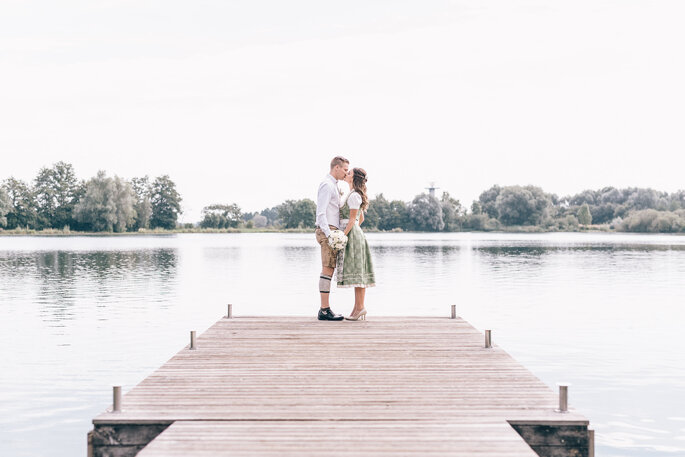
[{"left": 315, "top": 156, "right": 375, "bottom": 321}]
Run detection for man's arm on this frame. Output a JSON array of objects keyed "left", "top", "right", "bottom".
[{"left": 316, "top": 182, "right": 332, "bottom": 238}]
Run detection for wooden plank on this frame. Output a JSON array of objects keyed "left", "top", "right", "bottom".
[
  {"left": 92, "top": 316, "right": 590, "bottom": 455},
  {"left": 137, "top": 421, "right": 539, "bottom": 457}
]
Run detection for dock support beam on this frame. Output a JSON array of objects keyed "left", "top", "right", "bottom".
[
  {"left": 510, "top": 422, "right": 592, "bottom": 457},
  {"left": 485, "top": 330, "right": 492, "bottom": 348},
  {"left": 226, "top": 304, "right": 233, "bottom": 319},
  {"left": 190, "top": 331, "right": 197, "bottom": 350},
  {"left": 90, "top": 423, "right": 171, "bottom": 457},
  {"left": 450, "top": 305, "right": 456, "bottom": 319}
]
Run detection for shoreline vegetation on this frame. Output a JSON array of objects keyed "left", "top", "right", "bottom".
[
  {"left": 0, "top": 226, "right": 595, "bottom": 236},
  {"left": 2, "top": 227, "right": 684, "bottom": 237},
  {"left": 4, "top": 223, "right": 685, "bottom": 237},
  {"left": 2, "top": 161, "right": 685, "bottom": 235}
]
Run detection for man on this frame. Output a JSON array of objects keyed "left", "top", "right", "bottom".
[{"left": 315, "top": 156, "right": 349, "bottom": 321}]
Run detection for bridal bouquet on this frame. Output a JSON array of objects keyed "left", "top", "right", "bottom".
[{"left": 328, "top": 230, "right": 348, "bottom": 251}]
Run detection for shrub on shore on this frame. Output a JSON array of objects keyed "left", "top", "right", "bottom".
[{"left": 619, "top": 209, "right": 685, "bottom": 233}]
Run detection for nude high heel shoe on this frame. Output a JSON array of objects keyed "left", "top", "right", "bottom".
[{"left": 345, "top": 308, "right": 367, "bottom": 321}]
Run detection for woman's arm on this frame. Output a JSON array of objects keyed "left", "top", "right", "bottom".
[{"left": 344, "top": 209, "right": 358, "bottom": 236}]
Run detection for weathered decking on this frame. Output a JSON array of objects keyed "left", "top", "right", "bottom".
[{"left": 90, "top": 316, "right": 591, "bottom": 456}]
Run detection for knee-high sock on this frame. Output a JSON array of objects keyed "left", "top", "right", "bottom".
[{"left": 319, "top": 274, "right": 332, "bottom": 294}]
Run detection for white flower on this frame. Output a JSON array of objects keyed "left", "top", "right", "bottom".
[{"left": 328, "top": 229, "right": 348, "bottom": 251}]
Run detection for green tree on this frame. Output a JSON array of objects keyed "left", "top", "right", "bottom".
[
  {"left": 408, "top": 193, "right": 444, "bottom": 231},
  {"left": 33, "top": 161, "right": 81, "bottom": 229},
  {"left": 112, "top": 176, "right": 136, "bottom": 232},
  {"left": 0, "top": 187, "right": 10, "bottom": 227},
  {"left": 494, "top": 185, "right": 553, "bottom": 226},
  {"left": 627, "top": 188, "right": 658, "bottom": 210},
  {"left": 131, "top": 176, "right": 152, "bottom": 230},
  {"left": 387, "top": 199, "right": 409, "bottom": 230},
  {"left": 251, "top": 214, "right": 268, "bottom": 228},
  {"left": 73, "top": 171, "right": 136, "bottom": 232},
  {"left": 371, "top": 194, "right": 409, "bottom": 231},
  {"left": 362, "top": 198, "right": 380, "bottom": 229},
  {"left": 260, "top": 207, "right": 280, "bottom": 226},
  {"left": 277, "top": 199, "right": 316, "bottom": 229},
  {"left": 577, "top": 203, "right": 592, "bottom": 226},
  {"left": 1, "top": 178, "right": 38, "bottom": 229},
  {"left": 478, "top": 185, "right": 501, "bottom": 219},
  {"left": 200, "top": 204, "right": 243, "bottom": 228},
  {"left": 32, "top": 166, "right": 55, "bottom": 228},
  {"left": 440, "top": 191, "right": 463, "bottom": 231},
  {"left": 569, "top": 189, "right": 598, "bottom": 206},
  {"left": 368, "top": 194, "right": 390, "bottom": 229},
  {"left": 464, "top": 213, "right": 500, "bottom": 231},
  {"left": 589, "top": 204, "right": 615, "bottom": 224},
  {"left": 671, "top": 190, "right": 685, "bottom": 210},
  {"left": 562, "top": 215, "right": 580, "bottom": 230},
  {"left": 150, "top": 175, "right": 182, "bottom": 229},
  {"left": 241, "top": 211, "right": 258, "bottom": 223}
]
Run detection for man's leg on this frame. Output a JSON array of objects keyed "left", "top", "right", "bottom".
[
  {"left": 319, "top": 266, "right": 334, "bottom": 308},
  {"left": 315, "top": 228, "right": 343, "bottom": 321}
]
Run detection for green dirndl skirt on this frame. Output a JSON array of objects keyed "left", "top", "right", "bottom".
[{"left": 336, "top": 223, "right": 375, "bottom": 288}]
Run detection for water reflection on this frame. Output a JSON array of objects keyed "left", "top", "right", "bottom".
[
  {"left": 368, "top": 245, "right": 460, "bottom": 258},
  {"left": 0, "top": 249, "right": 178, "bottom": 324},
  {"left": 476, "top": 246, "right": 548, "bottom": 257},
  {"left": 18, "top": 250, "right": 179, "bottom": 279},
  {"left": 412, "top": 245, "right": 460, "bottom": 256},
  {"left": 476, "top": 243, "right": 685, "bottom": 255}
]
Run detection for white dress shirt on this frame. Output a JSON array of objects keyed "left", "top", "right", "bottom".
[{"left": 316, "top": 174, "right": 344, "bottom": 238}]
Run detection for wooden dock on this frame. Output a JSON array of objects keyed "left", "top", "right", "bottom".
[{"left": 89, "top": 315, "right": 592, "bottom": 457}]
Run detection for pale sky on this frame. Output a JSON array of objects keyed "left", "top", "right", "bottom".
[{"left": 1, "top": 0, "right": 684, "bottom": 222}]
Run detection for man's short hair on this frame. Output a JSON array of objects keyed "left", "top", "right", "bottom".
[{"left": 330, "top": 156, "right": 349, "bottom": 169}]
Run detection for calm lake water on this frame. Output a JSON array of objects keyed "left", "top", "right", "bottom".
[{"left": 1, "top": 232, "right": 684, "bottom": 456}]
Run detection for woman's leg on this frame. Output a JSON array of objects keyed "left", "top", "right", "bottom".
[
  {"left": 354, "top": 287, "right": 365, "bottom": 312},
  {"left": 346, "top": 287, "right": 366, "bottom": 320}
]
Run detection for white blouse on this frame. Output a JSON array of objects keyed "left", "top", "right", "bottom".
[{"left": 347, "top": 192, "right": 362, "bottom": 210}]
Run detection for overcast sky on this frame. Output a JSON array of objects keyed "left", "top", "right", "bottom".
[{"left": 1, "top": 0, "right": 684, "bottom": 222}]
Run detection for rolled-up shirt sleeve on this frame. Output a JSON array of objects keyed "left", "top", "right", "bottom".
[
  {"left": 347, "top": 192, "right": 362, "bottom": 210},
  {"left": 316, "top": 182, "right": 332, "bottom": 238}
]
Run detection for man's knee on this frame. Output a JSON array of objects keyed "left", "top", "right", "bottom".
[{"left": 321, "top": 266, "right": 334, "bottom": 276}]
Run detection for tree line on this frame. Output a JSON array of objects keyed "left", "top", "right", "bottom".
[
  {"left": 2, "top": 162, "right": 684, "bottom": 233},
  {"left": 0, "top": 162, "right": 182, "bottom": 232},
  {"left": 470, "top": 185, "right": 685, "bottom": 233},
  {"left": 205, "top": 185, "right": 685, "bottom": 234}
]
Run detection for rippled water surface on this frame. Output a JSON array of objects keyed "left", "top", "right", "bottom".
[{"left": 1, "top": 233, "right": 684, "bottom": 456}]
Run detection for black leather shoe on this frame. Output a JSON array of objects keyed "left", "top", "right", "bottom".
[{"left": 318, "top": 307, "right": 344, "bottom": 321}]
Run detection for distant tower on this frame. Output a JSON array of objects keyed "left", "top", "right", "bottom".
[{"left": 425, "top": 182, "right": 440, "bottom": 198}]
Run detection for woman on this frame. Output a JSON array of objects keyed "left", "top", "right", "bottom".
[{"left": 336, "top": 167, "right": 375, "bottom": 320}]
